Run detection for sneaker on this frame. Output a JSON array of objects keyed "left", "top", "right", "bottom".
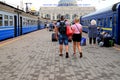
[
  {"left": 66, "top": 52, "right": 69, "bottom": 58},
  {"left": 80, "top": 52, "right": 82, "bottom": 58},
  {"left": 59, "top": 54, "right": 63, "bottom": 56}
]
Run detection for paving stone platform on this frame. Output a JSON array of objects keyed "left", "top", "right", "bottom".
[{"left": 0, "top": 29, "right": 120, "bottom": 80}]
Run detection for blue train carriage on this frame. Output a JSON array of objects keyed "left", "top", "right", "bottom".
[
  {"left": 0, "top": 1, "right": 40, "bottom": 41},
  {"left": 21, "top": 14, "right": 38, "bottom": 34},
  {"left": 0, "top": 1, "right": 17, "bottom": 40},
  {"left": 80, "top": 2, "right": 120, "bottom": 45}
]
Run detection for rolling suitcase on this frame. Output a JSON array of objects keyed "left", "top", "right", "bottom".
[
  {"left": 52, "top": 33, "right": 58, "bottom": 42},
  {"left": 104, "top": 37, "right": 110, "bottom": 47},
  {"left": 80, "top": 37, "right": 86, "bottom": 46}
]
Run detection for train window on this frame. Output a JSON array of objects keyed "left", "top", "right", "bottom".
[
  {"left": 85, "top": 20, "right": 87, "bottom": 25},
  {"left": 27, "top": 20, "right": 29, "bottom": 25},
  {"left": 0, "top": 14, "right": 2, "bottom": 26},
  {"left": 30, "top": 20, "right": 32, "bottom": 25},
  {"left": 98, "top": 19, "right": 101, "bottom": 26},
  {"left": 32, "top": 20, "right": 34, "bottom": 25},
  {"left": 29, "top": 20, "right": 31, "bottom": 25},
  {"left": 102, "top": 18, "right": 104, "bottom": 27},
  {"left": 25, "top": 18, "right": 27, "bottom": 26},
  {"left": 113, "top": 16, "right": 116, "bottom": 27},
  {"left": 105, "top": 18, "right": 108, "bottom": 27},
  {"left": 9, "top": 16, "right": 13, "bottom": 26},
  {"left": 4, "top": 15, "right": 8, "bottom": 26},
  {"left": 110, "top": 17, "right": 112, "bottom": 28},
  {"left": 23, "top": 18, "right": 26, "bottom": 26},
  {"left": 113, "top": 16, "right": 116, "bottom": 38}
]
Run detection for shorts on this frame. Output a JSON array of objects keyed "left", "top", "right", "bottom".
[
  {"left": 72, "top": 34, "right": 82, "bottom": 42},
  {"left": 58, "top": 34, "right": 68, "bottom": 45}
]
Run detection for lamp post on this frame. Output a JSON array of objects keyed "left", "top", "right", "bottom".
[{"left": 25, "top": 3, "right": 32, "bottom": 12}]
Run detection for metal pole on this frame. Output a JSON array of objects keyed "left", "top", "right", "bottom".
[{"left": 25, "top": 3, "right": 32, "bottom": 12}]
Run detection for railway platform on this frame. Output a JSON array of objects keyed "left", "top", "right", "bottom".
[{"left": 0, "top": 29, "right": 120, "bottom": 80}]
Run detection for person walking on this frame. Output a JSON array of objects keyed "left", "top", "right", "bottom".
[
  {"left": 88, "top": 19, "right": 97, "bottom": 46},
  {"left": 37, "top": 17, "right": 41, "bottom": 30},
  {"left": 55, "top": 16, "right": 69, "bottom": 58},
  {"left": 71, "top": 17, "right": 83, "bottom": 58}
]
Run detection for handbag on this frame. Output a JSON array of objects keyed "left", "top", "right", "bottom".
[{"left": 66, "top": 25, "right": 73, "bottom": 36}]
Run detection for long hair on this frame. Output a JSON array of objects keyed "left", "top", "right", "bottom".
[{"left": 74, "top": 17, "right": 80, "bottom": 23}]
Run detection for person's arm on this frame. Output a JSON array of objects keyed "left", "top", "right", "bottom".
[
  {"left": 54, "top": 22, "right": 60, "bottom": 40},
  {"left": 55, "top": 22, "right": 58, "bottom": 33},
  {"left": 80, "top": 25, "right": 82, "bottom": 34},
  {"left": 54, "top": 26, "right": 58, "bottom": 34},
  {"left": 71, "top": 25, "right": 75, "bottom": 33},
  {"left": 54, "top": 26, "right": 58, "bottom": 40}
]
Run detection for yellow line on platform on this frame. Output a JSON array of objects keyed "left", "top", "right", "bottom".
[
  {"left": 113, "top": 46, "right": 120, "bottom": 51},
  {"left": 0, "top": 30, "right": 41, "bottom": 47},
  {"left": 0, "top": 36, "right": 25, "bottom": 47}
]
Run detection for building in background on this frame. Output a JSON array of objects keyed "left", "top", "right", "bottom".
[{"left": 39, "top": 0, "right": 96, "bottom": 22}]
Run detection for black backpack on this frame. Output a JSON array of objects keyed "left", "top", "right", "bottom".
[{"left": 59, "top": 21, "right": 66, "bottom": 34}]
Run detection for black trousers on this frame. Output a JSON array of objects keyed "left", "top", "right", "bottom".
[{"left": 89, "top": 37, "right": 96, "bottom": 44}]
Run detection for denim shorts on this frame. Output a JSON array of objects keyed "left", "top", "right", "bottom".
[{"left": 58, "top": 34, "right": 68, "bottom": 45}]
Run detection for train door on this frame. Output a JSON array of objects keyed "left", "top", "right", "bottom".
[
  {"left": 17, "top": 14, "right": 20, "bottom": 36},
  {"left": 20, "top": 17, "right": 22, "bottom": 35},
  {"left": 14, "top": 15, "right": 22, "bottom": 36},
  {"left": 112, "top": 14, "right": 117, "bottom": 43},
  {"left": 14, "top": 15, "right": 17, "bottom": 37},
  {"left": 17, "top": 15, "right": 23, "bottom": 36},
  {"left": 117, "top": 6, "right": 120, "bottom": 45}
]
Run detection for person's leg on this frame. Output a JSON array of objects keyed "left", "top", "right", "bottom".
[
  {"left": 76, "top": 34, "right": 82, "bottom": 58},
  {"left": 77, "top": 42, "right": 82, "bottom": 52},
  {"left": 73, "top": 42, "right": 76, "bottom": 55},
  {"left": 89, "top": 37, "right": 92, "bottom": 44},
  {"left": 64, "top": 35, "right": 69, "bottom": 58},
  {"left": 65, "top": 45, "right": 68, "bottom": 53},
  {"left": 58, "top": 34, "right": 63, "bottom": 56},
  {"left": 72, "top": 34, "right": 77, "bottom": 55},
  {"left": 77, "top": 42, "right": 82, "bottom": 58},
  {"left": 93, "top": 38, "right": 96, "bottom": 44},
  {"left": 59, "top": 44, "right": 63, "bottom": 56},
  {"left": 65, "top": 45, "right": 69, "bottom": 58}
]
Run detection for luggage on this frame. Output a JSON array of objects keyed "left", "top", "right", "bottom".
[
  {"left": 52, "top": 33, "right": 58, "bottom": 41},
  {"left": 104, "top": 37, "right": 114, "bottom": 47},
  {"left": 109, "top": 40, "right": 114, "bottom": 47},
  {"left": 99, "top": 41, "right": 104, "bottom": 47},
  {"left": 80, "top": 37, "right": 86, "bottom": 46},
  {"left": 103, "top": 37, "right": 110, "bottom": 47},
  {"left": 49, "top": 28, "right": 53, "bottom": 31}
]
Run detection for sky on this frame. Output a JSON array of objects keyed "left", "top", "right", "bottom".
[{"left": 0, "top": 0, "right": 120, "bottom": 11}]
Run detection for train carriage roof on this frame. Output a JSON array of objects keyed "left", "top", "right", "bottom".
[
  {"left": 0, "top": 1, "right": 24, "bottom": 12},
  {"left": 82, "top": 2, "right": 120, "bottom": 18},
  {"left": 0, "top": 1, "right": 38, "bottom": 17}
]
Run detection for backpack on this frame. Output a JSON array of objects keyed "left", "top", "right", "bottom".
[{"left": 58, "top": 21, "right": 66, "bottom": 34}]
